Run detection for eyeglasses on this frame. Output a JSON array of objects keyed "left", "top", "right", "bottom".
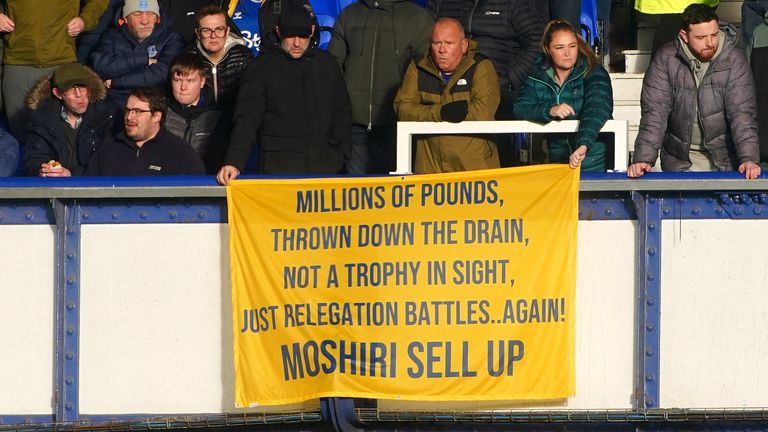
[
  {"left": 62, "top": 85, "right": 88, "bottom": 95},
  {"left": 123, "top": 107, "right": 153, "bottom": 116},
  {"left": 198, "top": 26, "right": 228, "bottom": 38}
]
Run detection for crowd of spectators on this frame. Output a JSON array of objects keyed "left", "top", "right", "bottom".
[{"left": 0, "top": 0, "right": 763, "bottom": 181}]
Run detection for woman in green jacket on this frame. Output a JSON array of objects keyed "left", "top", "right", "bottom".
[{"left": 512, "top": 19, "right": 613, "bottom": 172}]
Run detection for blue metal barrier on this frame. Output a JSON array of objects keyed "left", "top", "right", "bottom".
[{"left": 2, "top": 173, "right": 768, "bottom": 432}]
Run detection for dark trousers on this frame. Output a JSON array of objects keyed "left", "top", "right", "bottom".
[{"left": 346, "top": 124, "right": 396, "bottom": 174}]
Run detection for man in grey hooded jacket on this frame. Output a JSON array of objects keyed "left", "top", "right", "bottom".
[{"left": 629, "top": 4, "right": 761, "bottom": 179}]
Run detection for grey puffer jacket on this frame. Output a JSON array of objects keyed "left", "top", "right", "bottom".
[
  {"left": 633, "top": 23, "right": 759, "bottom": 172},
  {"left": 328, "top": 0, "right": 433, "bottom": 127}
]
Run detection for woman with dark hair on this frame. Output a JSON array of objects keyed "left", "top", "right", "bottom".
[{"left": 513, "top": 19, "right": 613, "bottom": 172}]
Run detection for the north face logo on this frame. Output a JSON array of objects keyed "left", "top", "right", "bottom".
[{"left": 139, "top": 0, "right": 149, "bottom": 9}]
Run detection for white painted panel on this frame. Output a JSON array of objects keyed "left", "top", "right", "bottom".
[
  {"left": 612, "top": 106, "right": 641, "bottom": 126},
  {"left": 661, "top": 219, "right": 768, "bottom": 408},
  {"left": 80, "top": 224, "right": 231, "bottom": 414},
  {"left": 610, "top": 74, "right": 643, "bottom": 102},
  {"left": 0, "top": 225, "right": 55, "bottom": 414},
  {"left": 79, "top": 224, "right": 317, "bottom": 415},
  {"left": 381, "top": 221, "right": 636, "bottom": 411}
]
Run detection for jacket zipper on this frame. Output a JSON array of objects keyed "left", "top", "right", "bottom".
[
  {"left": 368, "top": 12, "right": 381, "bottom": 131},
  {"left": 526, "top": 67, "right": 588, "bottom": 150},
  {"left": 527, "top": 67, "right": 587, "bottom": 105},
  {"left": 212, "top": 66, "right": 219, "bottom": 103}
]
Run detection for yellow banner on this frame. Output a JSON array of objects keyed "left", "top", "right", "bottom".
[{"left": 228, "top": 165, "right": 578, "bottom": 407}]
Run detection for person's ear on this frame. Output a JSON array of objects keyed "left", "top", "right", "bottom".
[
  {"left": 52, "top": 87, "right": 63, "bottom": 100},
  {"left": 461, "top": 37, "right": 469, "bottom": 54},
  {"left": 310, "top": 24, "right": 315, "bottom": 37},
  {"left": 679, "top": 28, "right": 689, "bottom": 44}
]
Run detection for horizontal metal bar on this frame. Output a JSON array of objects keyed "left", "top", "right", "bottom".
[
  {"left": 361, "top": 408, "right": 768, "bottom": 423},
  {"left": 2, "top": 173, "right": 768, "bottom": 201}
]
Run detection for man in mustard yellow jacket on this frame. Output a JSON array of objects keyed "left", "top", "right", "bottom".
[{"left": 394, "top": 18, "right": 499, "bottom": 174}]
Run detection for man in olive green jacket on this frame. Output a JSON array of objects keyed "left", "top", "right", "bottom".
[
  {"left": 328, "top": 0, "right": 432, "bottom": 174},
  {"left": 0, "top": 0, "right": 108, "bottom": 141},
  {"left": 394, "top": 18, "right": 499, "bottom": 174}
]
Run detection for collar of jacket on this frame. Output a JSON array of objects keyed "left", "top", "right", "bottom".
[
  {"left": 116, "top": 126, "right": 169, "bottom": 149},
  {"left": 167, "top": 88, "right": 216, "bottom": 119}
]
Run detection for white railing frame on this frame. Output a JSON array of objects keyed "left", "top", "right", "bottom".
[{"left": 394, "top": 120, "right": 629, "bottom": 174}]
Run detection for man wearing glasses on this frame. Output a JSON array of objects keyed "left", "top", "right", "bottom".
[
  {"left": 86, "top": 86, "right": 205, "bottom": 175},
  {"left": 186, "top": 5, "right": 253, "bottom": 113},
  {"left": 91, "top": 0, "right": 184, "bottom": 107},
  {"left": 23, "top": 63, "right": 114, "bottom": 177}
]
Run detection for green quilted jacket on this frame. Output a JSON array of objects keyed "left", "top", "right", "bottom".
[{"left": 512, "top": 54, "right": 613, "bottom": 172}]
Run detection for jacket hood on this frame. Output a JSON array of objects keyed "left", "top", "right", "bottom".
[
  {"left": 26, "top": 66, "right": 108, "bottom": 110},
  {"left": 360, "top": 0, "right": 409, "bottom": 10}
]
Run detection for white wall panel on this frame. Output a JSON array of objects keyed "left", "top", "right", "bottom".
[
  {"left": 661, "top": 219, "right": 768, "bottom": 408},
  {"left": 0, "top": 226, "right": 55, "bottom": 414}
]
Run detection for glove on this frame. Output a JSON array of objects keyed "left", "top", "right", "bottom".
[{"left": 440, "top": 100, "right": 468, "bottom": 123}]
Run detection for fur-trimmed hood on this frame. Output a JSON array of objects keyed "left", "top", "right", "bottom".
[{"left": 26, "top": 66, "right": 107, "bottom": 111}]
